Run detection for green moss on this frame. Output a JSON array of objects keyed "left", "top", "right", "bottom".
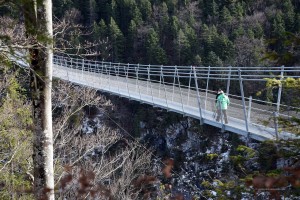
[{"left": 206, "top": 153, "right": 218, "bottom": 160}]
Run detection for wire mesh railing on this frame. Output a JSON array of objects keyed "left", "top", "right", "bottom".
[{"left": 53, "top": 55, "right": 300, "bottom": 140}]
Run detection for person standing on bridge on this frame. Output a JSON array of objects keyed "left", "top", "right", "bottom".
[{"left": 216, "top": 89, "right": 230, "bottom": 124}]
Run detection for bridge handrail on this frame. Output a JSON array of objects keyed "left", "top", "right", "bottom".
[
  {"left": 54, "top": 54, "right": 300, "bottom": 69},
  {"left": 53, "top": 55, "right": 300, "bottom": 116},
  {"left": 53, "top": 55, "right": 300, "bottom": 78},
  {"left": 54, "top": 55, "right": 300, "bottom": 139}
]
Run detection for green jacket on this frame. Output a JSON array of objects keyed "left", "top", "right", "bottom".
[{"left": 216, "top": 93, "right": 230, "bottom": 109}]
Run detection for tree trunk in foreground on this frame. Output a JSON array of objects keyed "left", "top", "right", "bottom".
[{"left": 23, "top": 0, "right": 54, "bottom": 199}]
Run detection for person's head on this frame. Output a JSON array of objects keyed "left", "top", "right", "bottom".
[{"left": 217, "top": 89, "right": 223, "bottom": 94}]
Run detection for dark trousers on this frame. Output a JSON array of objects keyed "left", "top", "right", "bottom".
[{"left": 216, "top": 109, "right": 228, "bottom": 124}]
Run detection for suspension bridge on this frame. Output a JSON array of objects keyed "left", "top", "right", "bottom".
[{"left": 52, "top": 55, "right": 300, "bottom": 142}]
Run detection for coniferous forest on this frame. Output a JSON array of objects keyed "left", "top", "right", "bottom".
[
  {"left": 0, "top": 0, "right": 300, "bottom": 199},
  {"left": 50, "top": 0, "right": 300, "bottom": 66}
]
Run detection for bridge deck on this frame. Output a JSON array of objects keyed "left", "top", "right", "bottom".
[{"left": 53, "top": 64, "right": 296, "bottom": 141}]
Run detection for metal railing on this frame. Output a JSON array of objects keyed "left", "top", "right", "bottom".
[{"left": 53, "top": 55, "right": 300, "bottom": 140}]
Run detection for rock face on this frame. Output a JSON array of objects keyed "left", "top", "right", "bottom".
[
  {"left": 80, "top": 96, "right": 234, "bottom": 197},
  {"left": 82, "top": 95, "right": 298, "bottom": 199}
]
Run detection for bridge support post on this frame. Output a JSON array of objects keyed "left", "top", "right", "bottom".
[
  {"left": 108, "top": 62, "right": 111, "bottom": 91},
  {"left": 115, "top": 64, "right": 120, "bottom": 94},
  {"left": 193, "top": 67, "right": 203, "bottom": 125},
  {"left": 187, "top": 66, "right": 192, "bottom": 106},
  {"left": 161, "top": 67, "right": 169, "bottom": 108},
  {"left": 205, "top": 66, "right": 210, "bottom": 110},
  {"left": 247, "top": 96, "right": 252, "bottom": 123},
  {"left": 158, "top": 64, "right": 161, "bottom": 98},
  {"left": 148, "top": 67, "right": 154, "bottom": 105},
  {"left": 100, "top": 63, "right": 104, "bottom": 88},
  {"left": 218, "top": 100, "right": 225, "bottom": 133},
  {"left": 126, "top": 64, "right": 130, "bottom": 97},
  {"left": 176, "top": 68, "right": 185, "bottom": 113},
  {"left": 274, "top": 65, "right": 284, "bottom": 140},
  {"left": 81, "top": 58, "right": 84, "bottom": 81},
  {"left": 274, "top": 112, "right": 279, "bottom": 140},
  {"left": 67, "top": 57, "right": 71, "bottom": 81},
  {"left": 172, "top": 66, "right": 176, "bottom": 102},
  {"left": 226, "top": 66, "right": 232, "bottom": 95},
  {"left": 136, "top": 66, "right": 142, "bottom": 100},
  {"left": 146, "top": 64, "right": 150, "bottom": 95},
  {"left": 238, "top": 69, "right": 250, "bottom": 145},
  {"left": 135, "top": 64, "right": 139, "bottom": 93}
]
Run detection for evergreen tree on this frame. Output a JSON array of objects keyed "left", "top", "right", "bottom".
[
  {"left": 92, "top": 21, "right": 101, "bottom": 41},
  {"left": 235, "top": 2, "right": 244, "bottom": 19},
  {"left": 220, "top": 6, "right": 233, "bottom": 24},
  {"left": 232, "top": 24, "right": 245, "bottom": 39},
  {"left": 247, "top": 28, "right": 255, "bottom": 39},
  {"left": 131, "top": 4, "right": 143, "bottom": 26},
  {"left": 176, "top": 29, "right": 191, "bottom": 65},
  {"left": 73, "top": 0, "right": 91, "bottom": 25},
  {"left": 215, "top": 33, "right": 234, "bottom": 62},
  {"left": 282, "top": 0, "right": 295, "bottom": 31},
  {"left": 159, "top": 2, "right": 170, "bottom": 39},
  {"left": 253, "top": 23, "right": 264, "bottom": 39},
  {"left": 169, "top": 16, "right": 180, "bottom": 39},
  {"left": 89, "top": 0, "right": 97, "bottom": 25},
  {"left": 194, "top": 54, "right": 202, "bottom": 66},
  {"left": 109, "top": 17, "right": 125, "bottom": 62},
  {"left": 115, "top": 0, "right": 142, "bottom": 33},
  {"left": 296, "top": 13, "right": 300, "bottom": 32},
  {"left": 201, "top": 24, "right": 213, "bottom": 53},
  {"left": 52, "top": 0, "right": 73, "bottom": 18},
  {"left": 145, "top": 28, "right": 167, "bottom": 64},
  {"left": 127, "top": 20, "right": 137, "bottom": 62},
  {"left": 205, "top": 51, "right": 223, "bottom": 66},
  {"left": 96, "top": 0, "right": 113, "bottom": 23},
  {"left": 272, "top": 12, "right": 286, "bottom": 39},
  {"left": 99, "top": 19, "right": 108, "bottom": 38},
  {"left": 184, "top": 24, "right": 197, "bottom": 64},
  {"left": 139, "top": 0, "right": 152, "bottom": 21},
  {"left": 203, "top": 0, "right": 218, "bottom": 20},
  {"left": 92, "top": 20, "right": 110, "bottom": 60}
]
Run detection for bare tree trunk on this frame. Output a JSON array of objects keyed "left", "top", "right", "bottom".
[{"left": 23, "top": 0, "right": 54, "bottom": 199}]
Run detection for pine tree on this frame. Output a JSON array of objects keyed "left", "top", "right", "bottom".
[
  {"left": 127, "top": 20, "right": 137, "bottom": 62},
  {"left": 145, "top": 28, "right": 167, "bottom": 64},
  {"left": 52, "top": 0, "right": 73, "bottom": 18},
  {"left": 131, "top": 4, "right": 142, "bottom": 26},
  {"left": 220, "top": 6, "right": 233, "bottom": 24},
  {"left": 184, "top": 24, "right": 197, "bottom": 64},
  {"left": 215, "top": 33, "right": 234, "bottom": 62},
  {"left": 169, "top": 16, "right": 180, "bottom": 39},
  {"left": 253, "top": 23, "right": 264, "bottom": 39},
  {"left": 109, "top": 17, "right": 124, "bottom": 62},
  {"left": 232, "top": 24, "right": 245, "bottom": 39},
  {"left": 176, "top": 29, "right": 191, "bottom": 65},
  {"left": 282, "top": 0, "right": 295, "bottom": 31},
  {"left": 205, "top": 51, "right": 223, "bottom": 66},
  {"left": 235, "top": 2, "right": 244, "bottom": 19},
  {"left": 139, "top": 0, "right": 152, "bottom": 21},
  {"left": 272, "top": 12, "right": 286, "bottom": 39},
  {"left": 296, "top": 13, "right": 300, "bottom": 32},
  {"left": 89, "top": 0, "right": 97, "bottom": 25},
  {"left": 99, "top": 19, "right": 108, "bottom": 38},
  {"left": 92, "top": 21, "right": 101, "bottom": 41},
  {"left": 201, "top": 24, "right": 213, "bottom": 53},
  {"left": 203, "top": 0, "right": 218, "bottom": 19}
]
